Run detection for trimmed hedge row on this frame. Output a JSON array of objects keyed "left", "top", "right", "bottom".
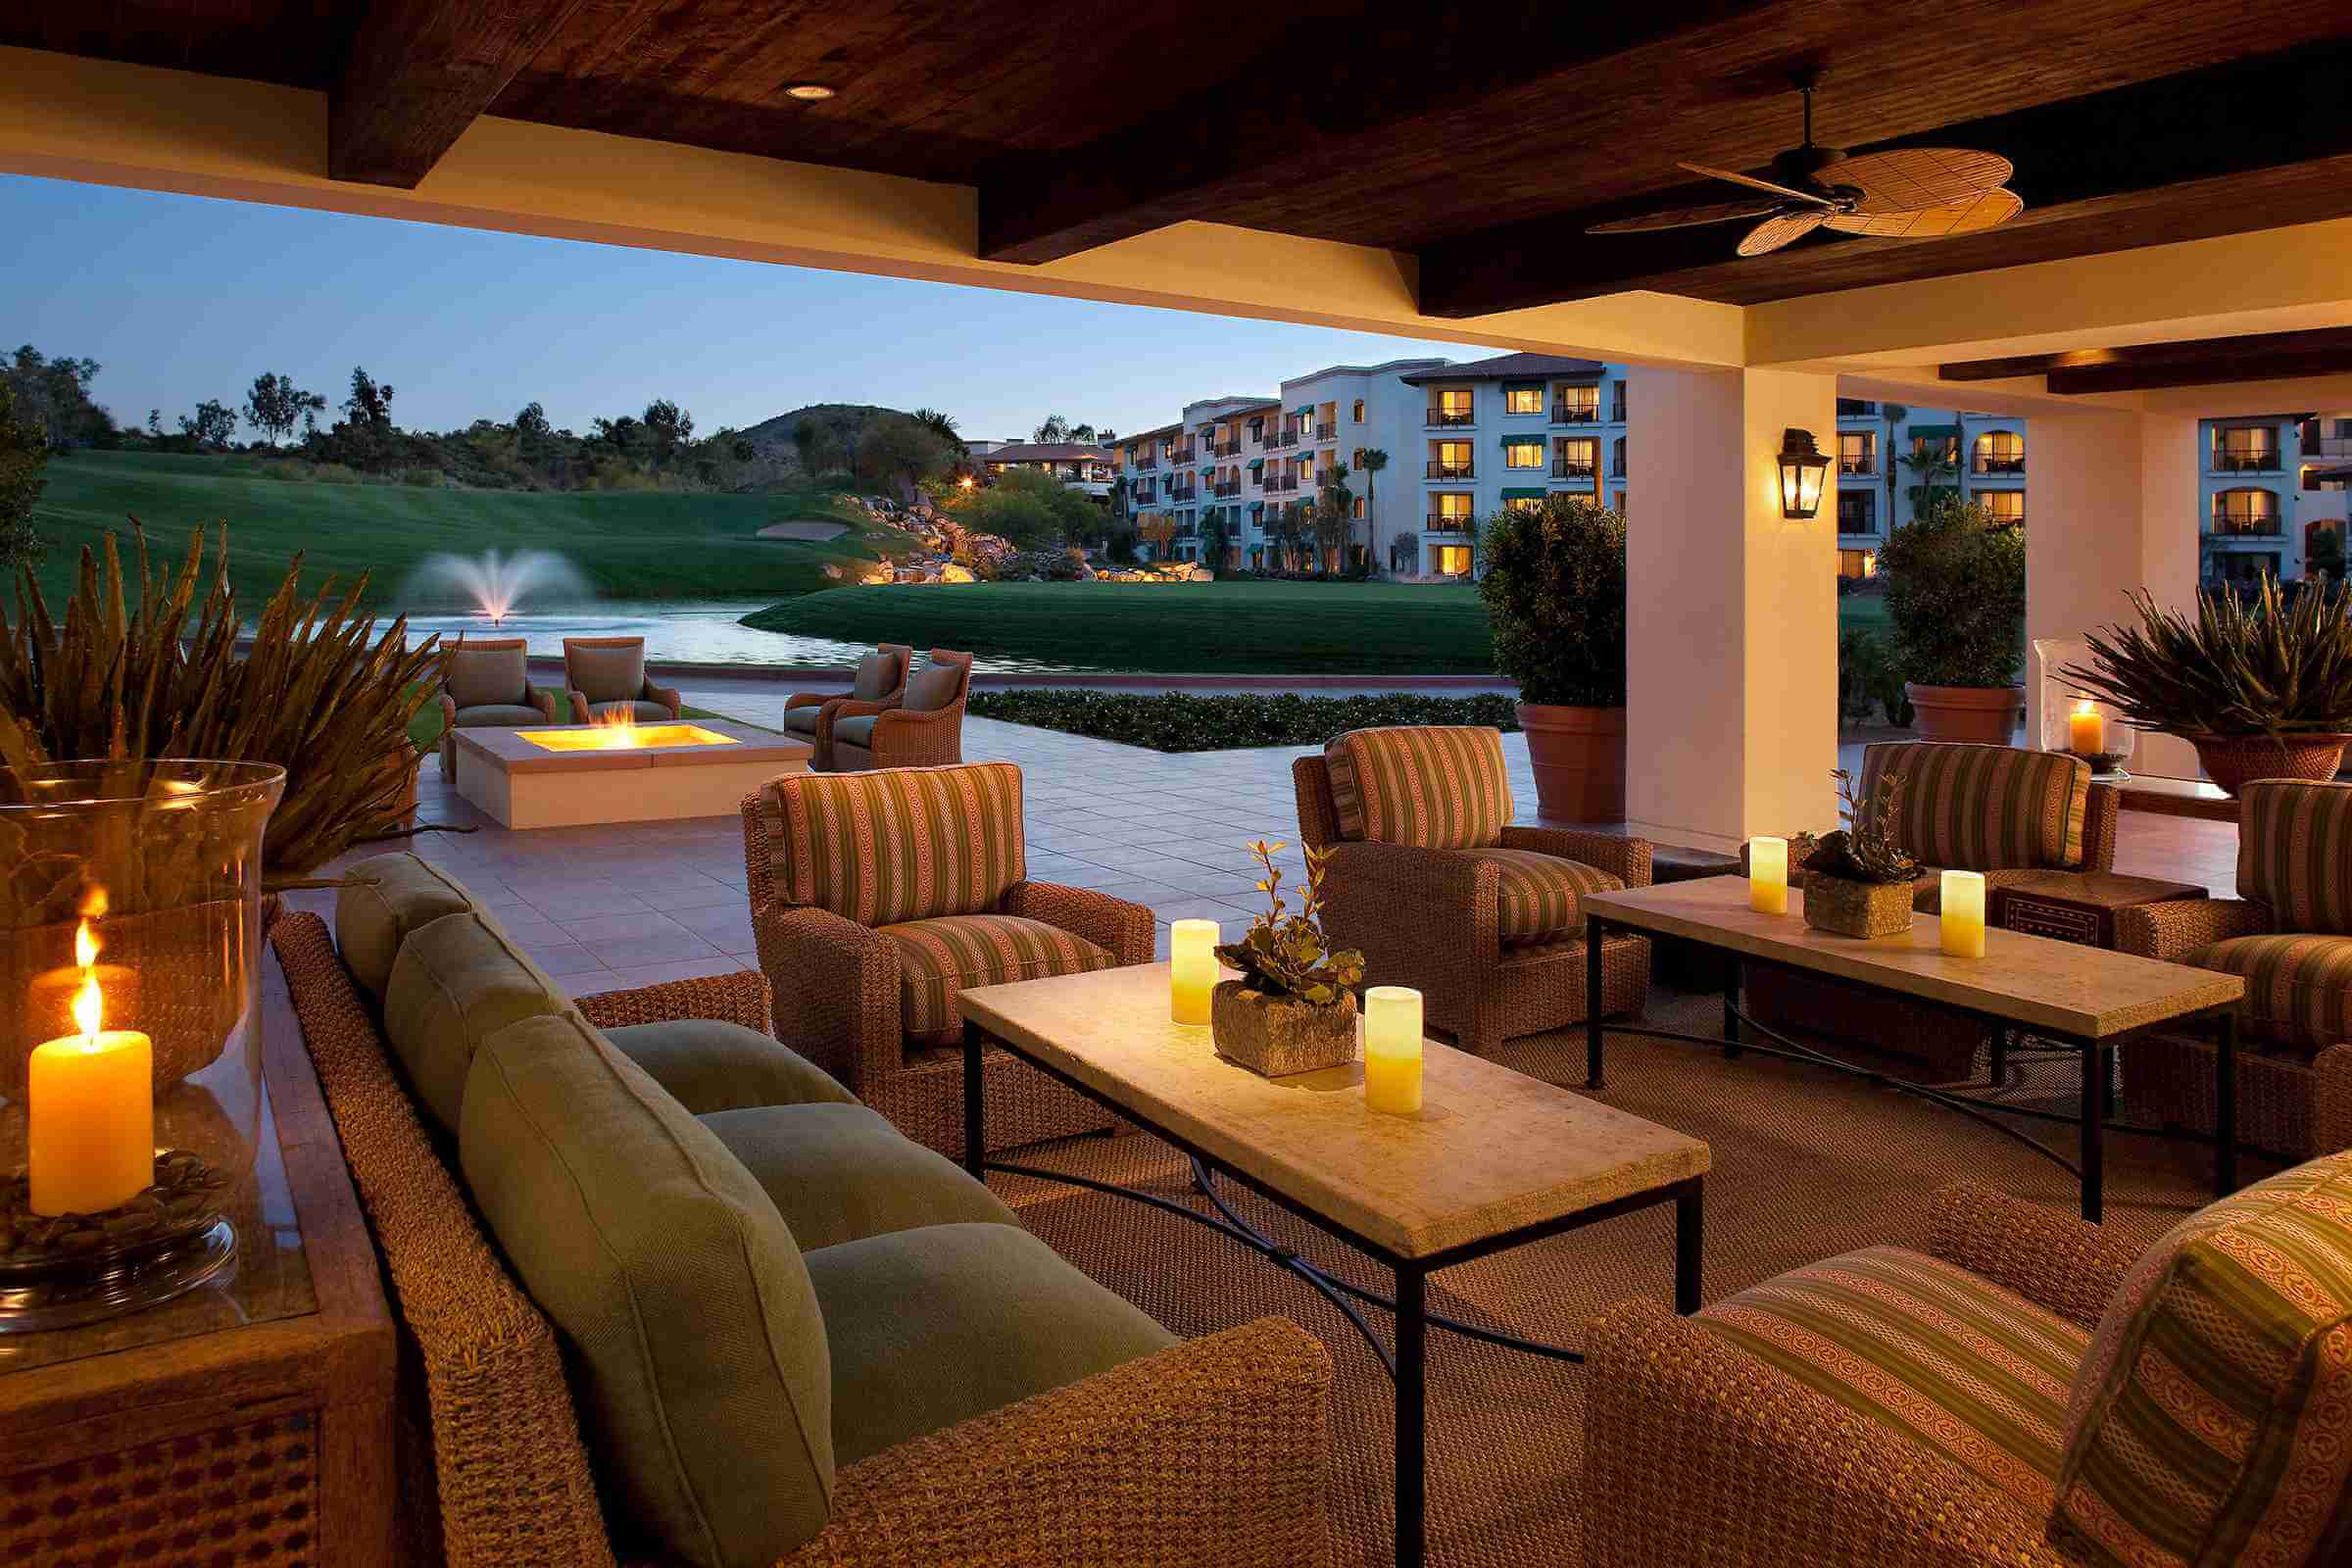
[{"left": 965, "top": 689, "right": 1519, "bottom": 753}]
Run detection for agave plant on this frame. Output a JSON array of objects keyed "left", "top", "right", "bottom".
[
  {"left": 2061, "top": 578, "right": 2352, "bottom": 740},
  {"left": 1214, "top": 839, "right": 1365, "bottom": 1006},
  {"left": 0, "top": 524, "right": 448, "bottom": 890}
]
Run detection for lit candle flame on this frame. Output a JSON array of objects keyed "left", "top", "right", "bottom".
[
  {"left": 71, "top": 918, "right": 104, "bottom": 1039},
  {"left": 2074, "top": 698, "right": 2096, "bottom": 716},
  {"left": 74, "top": 918, "right": 98, "bottom": 970}
]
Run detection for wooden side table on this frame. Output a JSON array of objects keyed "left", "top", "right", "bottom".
[
  {"left": 0, "top": 954, "right": 394, "bottom": 1567},
  {"left": 1989, "top": 870, "right": 2209, "bottom": 950}
]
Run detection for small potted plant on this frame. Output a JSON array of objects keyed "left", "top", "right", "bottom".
[
  {"left": 1210, "top": 839, "right": 1366, "bottom": 1076},
  {"left": 2062, "top": 577, "right": 2352, "bottom": 795},
  {"left": 1790, "top": 769, "right": 1921, "bottom": 939},
  {"left": 1478, "top": 495, "right": 1627, "bottom": 821},
  {"left": 1880, "top": 495, "right": 2027, "bottom": 743}
]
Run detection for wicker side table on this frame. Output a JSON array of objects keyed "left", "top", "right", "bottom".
[{"left": 1988, "top": 870, "right": 2208, "bottom": 949}]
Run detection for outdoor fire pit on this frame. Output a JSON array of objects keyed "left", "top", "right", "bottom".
[{"left": 451, "top": 716, "right": 810, "bottom": 828}]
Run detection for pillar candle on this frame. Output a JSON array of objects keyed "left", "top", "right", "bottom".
[
  {"left": 1940, "top": 870, "right": 1987, "bottom": 958},
  {"left": 28, "top": 966, "right": 153, "bottom": 1216},
  {"left": 2068, "top": 702, "right": 2105, "bottom": 756},
  {"left": 1169, "top": 919, "right": 1218, "bottom": 1025},
  {"left": 1748, "top": 836, "right": 1788, "bottom": 915},
  {"left": 1363, "top": 985, "right": 1424, "bottom": 1115}
]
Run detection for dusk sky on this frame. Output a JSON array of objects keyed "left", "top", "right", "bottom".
[{"left": 4, "top": 175, "right": 1490, "bottom": 442}]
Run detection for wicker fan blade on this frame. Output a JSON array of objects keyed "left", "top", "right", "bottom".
[
  {"left": 1824, "top": 187, "right": 2025, "bottom": 240},
  {"left": 1677, "top": 161, "right": 1835, "bottom": 208},
  {"left": 1830, "top": 148, "right": 2014, "bottom": 215},
  {"left": 1737, "top": 211, "right": 1826, "bottom": 257},
  {"left": 1588, "top": 198, "right": 1782, "bottom": 234}
]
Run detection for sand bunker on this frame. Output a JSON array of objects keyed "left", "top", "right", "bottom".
[{"left": 758, "top": 521, "right": 850, "bottom": 542}]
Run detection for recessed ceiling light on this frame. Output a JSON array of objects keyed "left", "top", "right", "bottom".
[{"left": 785, "top": 83, "right": 836, "bottom": 101}]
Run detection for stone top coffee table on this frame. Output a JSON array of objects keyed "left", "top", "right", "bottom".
[
  {"left": 451, "top": 719, "right": 810, "bottom": 829},
  {"left": 956, "top": 960, "right": 1708, "bottom": 1568}
]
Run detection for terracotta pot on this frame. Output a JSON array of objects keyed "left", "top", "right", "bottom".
[
  {"left": 1517, "top": 704, "right": 1626, "bottom": 823},
  {"left": 2184, "top": 732, "right": 2352, "bottom": 797},
  {"left": 1801, "top": 874, "right": 1918, "bottom": 939},
  {"left": 1904, "top": 683, "right": 2024, "bottom": 745},
  {"left": 1210, "top": 982, "right": 1357, "bottom": 1077}
]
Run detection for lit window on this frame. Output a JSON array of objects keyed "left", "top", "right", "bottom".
[
  {"left": 2213, "top": 488, "right": 2278, "bottom": 532},
  {"left": 1352, "top": 495, "right": 1366, "bottom": 518},
  {"left": 1503, "top": 386, "right": 1544, "bottom": 415},
  {"left": 2216, "top": 426, "right": 2278, "bottom": 470},
  {"left": 1504, "top": 440, "right": 1545, "bottom": 469},
  {"left": 1554, "top": 385, "right": 1599, "bottom": 420},
  {"left": 1973, "top": 430, "right": 2024, "bottom": 474},
  {"left": 1984, "top": 490, "right": 2025, "bottom": 524},
  {"left": 1838, "top": 432, "right": 1876, "bottom": 475},
  {"left": 1838, "top": 490, "right": 1877, "bottom": 534},
  {"left": 1351, "top": 399, "right": 1365, "bottom": 422}
]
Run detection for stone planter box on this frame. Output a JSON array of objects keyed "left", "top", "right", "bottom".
[
  {"left": 1802, "top": 874, "right": 1917, "bottom": 939},
  {"left": 1211, "top": 982, "right": 1357, "bottom": 1077}
]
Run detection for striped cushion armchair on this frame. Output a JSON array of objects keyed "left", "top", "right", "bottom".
[
  {"left": 1587, "top": 1152, "right": 2352, "bottom": 1568},
  {"left": 743, "top": 761, "right": 1153, "bottom": 1158},
  {"left": 1293, "top": 725, "right": 1651, "bottom": 1058},
  {"left": 2117, "top": 778, "right": 2352, "bottom": 1158}
]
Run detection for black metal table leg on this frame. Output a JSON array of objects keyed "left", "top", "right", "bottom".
[
  {"left": 2216, "top": 1009, "right": 2238, "bottom": 1198},
  {"left": 1721, "top": 957, "right": 1742, "bottom": 1059},
  {"left": 1585, "top": 918, "right": 1606, "bottom": 1090},
  {"left": 1675, "top": 1182, "right": 1704, "bottom": 1315},
  {"left": 2077, "top": 1036, "right": 2103, "bottom": 1224},
  {"left": 1395, "top": 1264, "right": 1428, "bottom": 1568},
  {"left": 961, "top": 1019, "right": 986, "bottom": 1182}
]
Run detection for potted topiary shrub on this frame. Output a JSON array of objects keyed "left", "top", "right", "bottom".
[
  {"left": 1880, "top": 495, "right": 2027, "bottom": 743},
  {"left": 1210, "top": 840, "right": 1366, "bottom": 1076},
  {"left": 2061, "top": 577, "right": 2352, "bottom": 795},
  {"left": 1478, "top": 495, "right": 1628, "bottom": 821}
]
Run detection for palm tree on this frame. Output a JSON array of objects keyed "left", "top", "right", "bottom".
[
  {"left": 911, "top": 407, "right": 965, "bottom": 455},
  {"left": 1355, "top": 448, "right": 1388, "bottom": 570},
  {"left": 1033, "top": 414, "right": 1072, "bottom": 444},
  {"left": 1069, "top": 421, "right": 1097, "bottom": 443},
  {"left": 1313, "top": 462, "right": 1352, "bottom": 573},
  {"left": 1879, "top": 403, "right": 1908, "bottom": 528},
  {"left": 1899, "top": 432, "right": 1959, "bottom": 516}
]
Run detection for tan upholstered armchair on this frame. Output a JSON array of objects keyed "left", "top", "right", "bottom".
[
  {"left": 562, "top": 635, "right": 681, "bottom": 723},
  {"left": 783, "top": 642, "right": 910, "bottom": 750},
  {"left": 1293, "top": 725, "right": 1651, "bottom": 1058},
  {"left": 2117, "top": 777, "right": 2352, "bottom": 1158},
  {"left": 1586, "top": 1158, "right": 2352, "bottom": 1567},
  {"left": 431, "top": 635, "right": 556, "bottom": 773},
  {"left": 743, "top": 760, "right": 1153, "bottom": 1158},
  {"left": 817, "top": 648, "right": 972, "bottom": 772}
]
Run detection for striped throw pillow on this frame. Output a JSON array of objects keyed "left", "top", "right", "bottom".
[
  {"left": 2052, "top": 1150, "right": 2352, "bottom": 1567},
  {"left": 1323, "top": 726, "right": 1510, "bottom": 850},
  {"left": 1858, "top": 742, "right": 2090, "bottom": 871},
  {"left": 2239, "top": 780, "right": 2352, "bottom": 936},
  {"left": 766, "top": 762, "right": 1026, "bottom": 927}
]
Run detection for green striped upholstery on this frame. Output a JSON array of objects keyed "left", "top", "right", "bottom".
[
  {"left": 879, "top": 913, "right": 1115, "bottom": 1045},
  {"left": 2054, "top": 1151, "right": 2352, "bottom": 1568},
  {"left": 2190, "top": 935, "right": 2352, "bottom": 1054},
  {"left": 1699, "top": 1246, "right": 2087, "bottom": 1514},
  {"left": 1323, "top": 726, "right": 1511, "bottom": 850},
  {"left": 765, "top": 762, "right": 1025, "bottom": 927},
  {"left": 1857, "top": 742, "right": 2091, "bottom": 871},
  {"left": 1459, "top": 847, "right": 1623, "bottom": 946},
  {"left": 2239, "top": 780, "right": 2352, "bottom": 936}
]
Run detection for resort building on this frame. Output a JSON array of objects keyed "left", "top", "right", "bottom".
[
  {"left": 2195, "top": 412, "right": 2352, "bottom": 584},
  {"left": 969, "top": 439, "right": 1116, "bottom": 502}
]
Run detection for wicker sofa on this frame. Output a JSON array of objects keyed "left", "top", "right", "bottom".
[
  {"left": 816, "top": 649, "right": 972, "bottom": 772},
  {"left": 1292, "top": 724, "right": 1651, "bottom": 1058},
  {"left": 2117, "top": 777, "right": 2352, "bottom": 1159},
  {"left": 431, "top": 636, "right": 556, "bottom": 774},
  {"left": 274, "top": 852, "right": 1331, "bottom": 1568},
  {"left": 783, "top": 643, "right": 910, "bottom": 751},
  {"left": 1586, "top": 1154, "right": 2352, "bottom": 1567},
  {"left": 744, "top": 760, "right": 1150, "bottom": 1158}
]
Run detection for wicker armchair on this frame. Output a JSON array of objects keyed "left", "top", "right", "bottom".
[
  {"left": 431, "top": 636, "right": 557, "bottom": 773},
  {"left": 562, "top": 635, "right": 682, "bottom": 724},
  {"left": 270, "top": 910, "right": 1331, "bottom": 1568},
  {"left": 744, "top": 760, "right": 1152, "bottom": 1158},
  {"left": 783, "top": 642, "right": 910, "bottom": 752},
  {"left": 817, "top": 648, "right": 971, "bottom": 772},
  {"left": 1293, "top": 725, "right": 1651, "bottom": 1058},
  {"left": 2116, "top": 778, "right": 2352, "bottom": 1158}
]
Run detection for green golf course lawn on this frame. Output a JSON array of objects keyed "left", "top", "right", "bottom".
[
  {"left": 24, "top": 451, "right": 892, "bottom": 609},
  {"left": 744, "top": 579, "right": 1498, "bottom": 674}
]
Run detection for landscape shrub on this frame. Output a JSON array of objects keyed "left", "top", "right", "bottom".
[
  {"left": 966, "top": 689, "right": 1520, "bottom": 753},
  {"left": 311, "top": 463, "right": 361, "bottom": 484},
  {"left": 1838, "top": 627, "right": 1915, "bottom": 727},
  {"left": 1880, "top": 495, "right": 2026, "bottom": 688},
  {"left": 401, "top": 466, "right": 443, "bottom": 487},
  {"left": 1478, "top": 494, "right": 1627, "bottom": 706},
  {"left": 1222, "top": 566, "right": 1374, "bottom": 584}
]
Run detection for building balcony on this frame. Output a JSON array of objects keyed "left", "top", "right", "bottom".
[
  {"left": 1974, "top": 458, "right": 2026, "bottom": 475},
  {"left": 1551, "top": 404, "right": 1601, "bottom": 424},
  {"left": 1425, "top": 410, "right": 1476, "bottom": 427},
  {"left": 1314, "top": 422, "right": 1336, "bottom": 442},
  {"left": 1135, "top": 455, "right": 1158, "bottom": 469},
  {"left": 2307, "top": 435, "right": 2352, "bottom": 460},
  {"left": 1264, "top": 429, "right": 1298, "bottom": 449},
  {"left": 2208, "top": 517, "right": 2283, "bottom": 537},
  {"left": 1170, "top": 445, "right": 1197, "bottom": 465},
  {"left": 1212, "top": 480, "right": 1241, "bottom": 498},
  {"left": 1166, "top": 484, "right": 1198, "bottom": 502},
  {"left": 1424, "top": 515, "right": 1474, "bottom": 533},
  {"left": 1213, "top": 441, "right": 1240, "bottom": 458},
  {"left": 1426, "top": 462, "right": 1475, "bottom": 480},
  {"left": 2212, "top": 452, "right": 2280, "bottom": 472},
  {"left": 1838, "top": 460, "right": 1876, "bottom": 476},
  {"left": 1268, "top": 474, "right": 1299, "bottom": 492},
  {"left": 1550, "top": 462, "right": 1596, "bottom": 480}
]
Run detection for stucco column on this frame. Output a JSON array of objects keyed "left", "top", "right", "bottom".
[
  {"left": 1625, "top": 367, "right": 1840, "bottom": 850},
  {"left": 2025, "top": 410, "right": 2202, "bottom": 777}
]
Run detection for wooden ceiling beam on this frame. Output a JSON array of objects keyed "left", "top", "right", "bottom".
[
  {"left": 1941, "top": 327, "right": 2352, "bottom": 395},
  {"left": 1416, "top": 39, "right": 2352, "bottom": 318},
  {"left": 330, "top": 0, "right": 596, "bottom": 188}
]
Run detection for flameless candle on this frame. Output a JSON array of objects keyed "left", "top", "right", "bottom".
[
  {"left": 2068, "top": 701, "right": 2106, "bottom": 757},
  {"left": 1169, "top": 919, "right": 1218, "bottom": 1025},
  {"left": 1940, "top": 870, "right": 1987, "bottom": 959},
  {"left": 1748, "top": 836, "right": 1788, "bottom": 915},
  {"left": 1363, "top": 986, "right": 1424, "bottom": 1115},
  {"left": 27, "top": 922, "right": 153, "bottom": 1216}
]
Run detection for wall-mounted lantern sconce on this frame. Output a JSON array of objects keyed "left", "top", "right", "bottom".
[{"left": 1777, "top": 427, "right": 1830, "bottom": 519}]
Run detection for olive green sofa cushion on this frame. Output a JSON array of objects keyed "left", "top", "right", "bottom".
[
  {"left": 381, "top": 910, "right": 567, "bottom": 1135},
  {"left": 806, "top": 1221, "right": 1176, "bottom": 1468},
  {"left": 700, "top": 1102, "right": 1017, "bottom": 1252},
  {"left": 334, "top": 852, "right": 475, "bottom": 1000},
  {"left": 462, "top": 1010, "right": 835, "bottom": 1568},
  {"left": 603, "top": 1019, "right": 857, "bottom": 1116}
]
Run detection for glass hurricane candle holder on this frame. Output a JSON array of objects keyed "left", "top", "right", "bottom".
[
  {"left": 0, "top": 760, "right": 284, "bottom": 1331},
  {"left": 2032, "top": 637, "right": 2135, "bottom": 778}
]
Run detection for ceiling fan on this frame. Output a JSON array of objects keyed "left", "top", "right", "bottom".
[{"left": 1588, "top": 74, "right": 2023, "bottom": 258}]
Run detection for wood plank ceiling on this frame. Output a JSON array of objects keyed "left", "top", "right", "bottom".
[{"left": 10, "top": 0, "right": 2352, "bottom": 317}]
